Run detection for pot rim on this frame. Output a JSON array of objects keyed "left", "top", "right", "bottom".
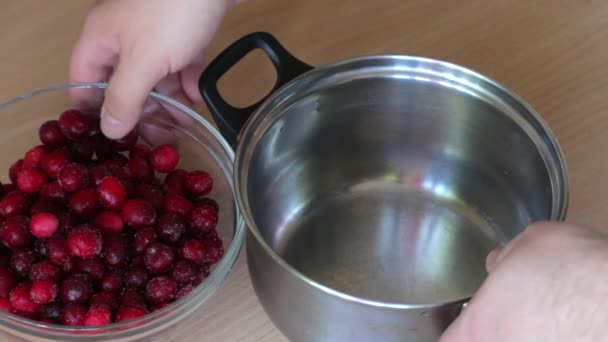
[{"left": 234, "top": 54, "right": 570, "bottom": 310}]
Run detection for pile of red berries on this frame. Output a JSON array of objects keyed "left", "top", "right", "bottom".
[{"left": 0, "top": 109, "right": 223, "bottom": 326}]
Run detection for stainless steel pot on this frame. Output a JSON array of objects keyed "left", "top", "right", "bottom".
[{"left": 199, "top": 32, "right": 569, "bottom": 341}]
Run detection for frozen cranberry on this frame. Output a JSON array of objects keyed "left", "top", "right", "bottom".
[
  {"left": 185, "top": 171, "right": 213, "bottom": 196},
  {"left": 90, "top": 165, "right": 111, "bottom": 187},
  {"left": 113, "top": 130, "right": 138, "bottom": 151},
  {"left": 40, "top": 148, "right": 71, "bottom": 178},
  {"left": 69, "top": 188, "right": 101, "bottom": 217},
  {"left": 162, "top": 194, "right": 193, "bottom": 217},
  {"left": 58, "top": 212, "right": 79, "bottom": 233},
  {"left": 58, "top": 109, "right": 94, "bottom": 141},
  {"left": 39, "top": 120, "right": 67, "bottom": 147},
  {"left": 46, "top": 236, "right": 70, "bottom": 265},
  {"left": 157, "top": 213, "right": 185, "bottom": 244},
  {"left": 189, "top": 205, "right": 218, "bottom": 234},
  {"left": 163, "top": 169, "right": 187, "bottom": 195},
  {"left": 30, "top": 280, "right": 58, "bottom": 304},
  {"left": 172, "top": 260, "right": 198, "bottom": 285},
  {"left": 134, "top": 184, "right": 164, "bottom": 210},
  {"left": 2, "top": 183, "right": 17, "bottom": 195},
  {"left": 102, "top": 235, "right": 129, "bottom": 269},
  {"left": 90, "top": 291, "right": 118, "bottom": 312},
  {"left": 61, "top": 258, "right": 77, "bottom": 274},
  {"left": 1, "top": 216, "right": 31, "bottom": 249},
  {"left": 0, "top": 265, "right": 16, "bottom": 297},
  {"left": 196, "top": 197, "right": 219, "bottom": 212},
  {"left": 10, "top": 249, "right": 36, "bottom": 276},
  {"left": 17, "top": 168, "right": 47, "bottom": 193},
  {"left": 40, "top": 181, "right": 70, "bottom": 205},
  {"left": 150, "top": 145, "right": 179, "bottom": 173},
  {"left": 67, "top": 225, "right": 102, "bottom": 259},
  {"left": 98, "top": 177, "right": 127, "bottom": 211},
  {"left": 70, "top": 138, "right": 95, "bottom": 163},
  {"left": 0, "top": 191, "right": 30, "bottom": 217},
  {"left": 203, "top": 235, "right": 224, "bottom": 264},
  {"left": 100, "top": 272, "right": 123, "bottom": 293},
  {"left": 94, "top": 211, "right": 124, "bottom": 235},
  {"left": 116, "top": 305, "right": 148, "bottom": 322},
  {"left": 133, "top": 227, "right": 157, "bottom": 254},
  {"left": 29, "top": 212, "right": 59, "bottom": 238},
  {"left": 122, "top": 200, "right": 156, "bottom": 228},
  {"left": 146, "top": 276, "right": 177, "bottom": 304},
  {"left": 176, "top": 284, "right": 194, "bottom": 299},
  {"left": 128, "top": 157, "right": 153, "bottom": 182},
  {"left": 119, "top": 287, "right": 146, "bottom": 308},
  {"left": 62, "top": 303, "right": 87, "bottom": 326},
  {"left": 60, "top": 274, "right": 92, "bottom": 304},
  {"left": 23, "top": 145, "right": 50, "bottom": 169},
  {"left": 179, "top": 240, "right": 205, "bottom": 265},
  {"left": 30, "top": 198, "right": 61, "bottom": 216},
  {"left": 42, "top": 301, "right": 62, "bottom": 321},
  {"left": 130, "top": 254, "right": 145, "bottom": 267},
  {"left": 10, "top": 283, "right": 40, "bottom": 313},
  {"left": 30, "top": 261, "right": 60, "bottom": 281},
  {"left": 57, "top": 163, "right": 89, "bottom": 191},
  {"left": 84, "top": 304, "right": 112, "bottom": 326},
  {"left": 77, "top": 258, "right": 105, "bottom": 280},
  {"left": 9, "top": 159, "right": 24, "bottom": 184},
  {"left": 124, "top": 266, "right": 149, "bottom": 289},
  {"left": 143, "top": 243, "right": 174, "bottom": 274},
  {"left": 129, "top": 145, "right": 151, "bottom": 159},
  {"left": 0, "top": 296, "right": 12, "bottom": 311}
]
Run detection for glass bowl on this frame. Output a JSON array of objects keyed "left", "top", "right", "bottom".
[{"left": 0, "top": 83, "right": 244, "bottom": 341}]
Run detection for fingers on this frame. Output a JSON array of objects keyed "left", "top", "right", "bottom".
[
  {"left": 179, "top": 53, "right": 206, "bottom": 104},
  {"left": 101, "top": 52, "right": 167, "bottom": 139}
]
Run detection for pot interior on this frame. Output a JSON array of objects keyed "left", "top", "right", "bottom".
[{"left": 239, "top": 57, "right": 566, "bottom": 306}]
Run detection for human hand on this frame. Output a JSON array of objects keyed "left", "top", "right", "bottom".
[
  {"left": 69, "top": 0, "right": 242, "bottom": 140},
  {"left": 440, "top": 222, "right": 608, "bottom": 342}
]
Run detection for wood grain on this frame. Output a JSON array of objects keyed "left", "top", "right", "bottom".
[{"left": 2, "top": 0, "right": 608, "bottom": 341}]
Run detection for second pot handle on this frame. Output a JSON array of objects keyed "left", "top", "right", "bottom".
[{"left": 198, "top": 32, "right": 313, "bottom": 146}]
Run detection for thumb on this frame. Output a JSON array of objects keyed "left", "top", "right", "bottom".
[{"left": 101, "top": 54, "right": 167, "bottom": 139}]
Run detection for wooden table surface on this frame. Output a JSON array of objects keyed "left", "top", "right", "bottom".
[{"left": 2, "top": 1, "right": 608, "bottom": 341}]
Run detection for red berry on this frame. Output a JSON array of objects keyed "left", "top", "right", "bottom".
[
  {"left": 30, "top": 198, "right": 61, "bottom": 216},
  {"left": 76, "top": 258, "right": 105, "bottom": 280},
  {"left": 98, "top": 177, "right": 127, "bottom": 211},
  {"left": 122, "top": 199, "right": 156, "bottom": 227},
  {"left": 185, "top": 171, "right": 213, "bottom": 196},
  {"left": 23, "top": 145, "right": 50, "bottom": 169},
  {"left": 67, "top": 225, "right": 103, "bottom": 259},
  {"left": 1, "top": 216, "right": 31, "bottom": 249},
  {"left": 143, "top": 243, "right": 174, "bottom": 274},
  {"left": 128, "top": 157, "right": 153, "bottom": 182},
  {"left": 134, "top": 184, "right": 164, "bottom": 210},
  {"left": 179, "top": 240, "right": 205, "bottom": 265},
  {"left": 41, "top": 301, "right": 62, "bottom": 321},
  {"left": 17, "top": 168, "right": 47, "bottom": 193},
  {"left": 69, "top": 188, "right": 101, "bottom": 218},
  {"left": 10, "top": 249, "right": 36, "bottom": 276},
  {"left": 124, "top": 266, "right": 149, "bottom": 289},
  {"left": 0, "top": 191, "right": 31, "bottom": 217},
  {"left": 119, "top": 287, "right": 146, "bottom": 308},
  {"left": 57, "top": 163, "right": 89, "bottom": 191},
  {"left": 189, "top": 205, "right": 218, "bottom": 234},
  {"left": 46, "top": 236, "right": 70, "bottom": 265},
  {"left": 39, "top": 120, "right": 67, "bottom": 147},
  {"left": 94, "top": 211, "right": 124, "bottom": 235},
  {"left": 172, "top": 260, "right": 198, "bottom": 285},
  {"left": 202, "top": 235, "right": 224, "bottom": 264},
  {"left": 157, "top": 213, "right": 185, "bottom": 244},
  {"left": 129, "top": 145, "right": 151, "bottom": 159},
  {"left": 84, "top": 304, "right": 112, "bottom": 326},
  {"left": 116, "top": 305, "right": 148, "bottom": 322},
  {"left": 100, "top": 272, "right": 123, "bottom": 293},
  {"left": 90, "top": 291, "right": 118, "bottom": 312},
  {"left": 62, "top": 303, "right": 87, "bottom": 326},
  {"left": 61, "top": 258, "right": 77, "bottom": 274},
  {"left": 90, "top": 165, "right": 112, "bottom": 187},
  {"left": 102, "top": 235, "right": 129, "bottom": 269},
  {"left": 113, "top": 130, "right": 138, "bottom": 151},
  {"left": 30, "top": 212, "right": 59, "bottom": 238},
  {"left": 133, "top": 227, "right": 157, "bottom": 254},
  {"left": 60, "top": 274, "right": 92, "bottom": 304},
  {"left": 146, "top": 276, "right": 177, "bottom": 304},
  {"left": 58, "top": 109, "right": 94, "bottom": 141},
  {"left": 10, "top": 283, "right": 40, "bottom": 313},
  {"left": 30, "top": 261, "right": 60, "bottom": 281},
  {"left": 9, "top": 160, "right": 24, "bottom": 184},
  {"left": 196, "top": 197, "right": 219, "bottom": 212},
  {"left": 40, "top": 148, "right": 71, "bottom": 178},
  {"left": 40, "top": 182, "right": 70, "bottom": 205},
  {"left": 162, "top": 194, "right": 193, "bottom": 217},
  {"left": 163, "top": 169, "right": 187, "bottom": 195},
  {"left": 176, "top": 284, "right": 194, "bottom": 299},
  {"left": 30, "top": 280, "right": 58, "bottom": 304},
  {"left": 58, "top": 212, "right": 79, "bottom": 233},
  {"left": 0, "top": 296, "right": 11, "bottom": 311},
  {"left": 150, "top": 145, "right": 180, "bottom": 173},
  {"left": 0, "top": 265, "right": 16, "bottom": 297}
]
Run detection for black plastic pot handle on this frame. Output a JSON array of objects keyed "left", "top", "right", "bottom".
[{"left": 199, "top": 32, "right": 313, "bottom": 146}]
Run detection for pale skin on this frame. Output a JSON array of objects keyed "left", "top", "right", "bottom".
[{"left": 70, "top": 1, "right": 608, "bottom": 340}]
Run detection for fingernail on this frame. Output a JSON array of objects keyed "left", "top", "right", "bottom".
[
  {"left": 485, "top": 247, "right": 503, "bottom": 273},
  {"left": 100, "top": 106, "right": 124, "bottom": 139}
]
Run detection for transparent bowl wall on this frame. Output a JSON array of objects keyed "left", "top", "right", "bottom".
[{"left": 0, "top": 83, "right": 244, "bottom": 341}]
